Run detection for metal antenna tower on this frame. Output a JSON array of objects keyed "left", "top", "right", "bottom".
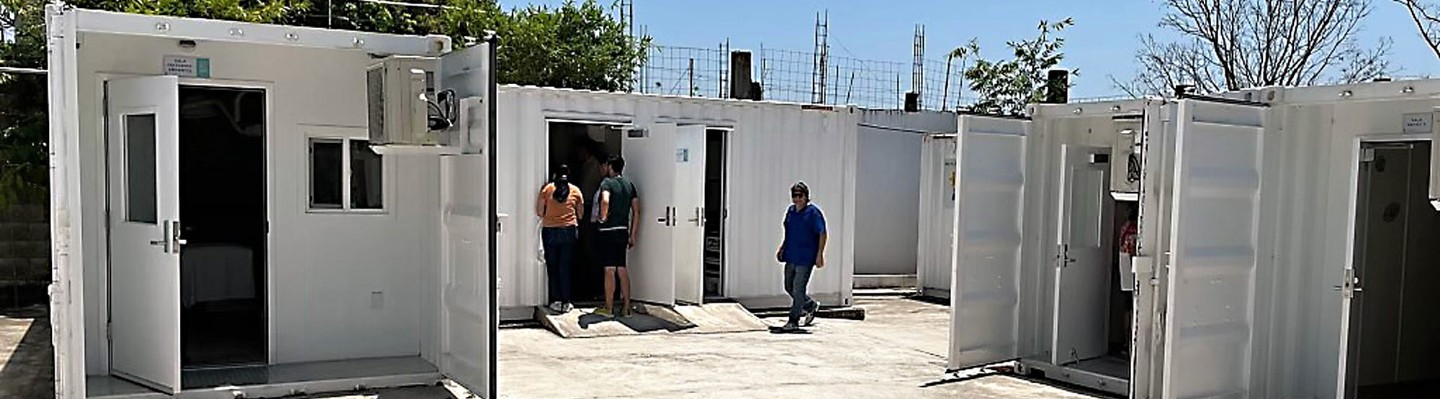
[
  {"left": 912, "top": 24, "right": 926, "bottom": 109},
  {"left": 811, "top": 11, "right": 830, "bottom": 104}
]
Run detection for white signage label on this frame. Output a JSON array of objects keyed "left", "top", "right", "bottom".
[
  {"left": 163, "top": 55, "right": 211, "bottom": 78},
  {"left": 1403, "top": 112, "right": 1433, "bottom": 134}
]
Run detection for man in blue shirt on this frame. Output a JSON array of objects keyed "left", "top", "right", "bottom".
[{"left": 776, "top": 182, "right": 827, "bottom": 332}]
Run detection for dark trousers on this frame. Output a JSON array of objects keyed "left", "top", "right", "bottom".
[
  {"left": 784, "top": 263, "right": 819, "bottom": 324},
  {"left": 542, "top": 226, "right": 578, "bottom": 304}
]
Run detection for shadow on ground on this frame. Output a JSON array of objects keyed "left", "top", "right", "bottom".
[
  {"left": 0, "top": 304, "right": 54, "bottom": 399},
  {"left": 308, "top": 384, "right": 463, "bottom": 399}
]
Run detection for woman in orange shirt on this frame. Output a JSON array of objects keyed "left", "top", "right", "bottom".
[{"left": 536, "top": 165, "right": 584, "bottom": 313}]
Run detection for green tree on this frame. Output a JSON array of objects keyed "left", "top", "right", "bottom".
[
  {"left": 0, "top": 0, "right": 49, "bottom": 207},
  {"left": 950, "top": 18, "right": 1074, "bottom": 116}
]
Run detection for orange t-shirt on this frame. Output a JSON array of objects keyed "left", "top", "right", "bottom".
[{"left": 539, "top": 183, "right": 584, "bottom": 228}]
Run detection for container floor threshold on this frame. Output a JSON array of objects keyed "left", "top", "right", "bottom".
[
  {"left": 537, "top": 303, "right": 768, "bottom": 338},
  {"left": 86, "top": 356, "right": 440, "bottom": 399}
]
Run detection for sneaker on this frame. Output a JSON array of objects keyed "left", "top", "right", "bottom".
[
  {"left": 780, "top": 322, "right": 802, "bottom": 333},
  {"left": 593, "top": 307, "right": 613, "bottom": 318},
  {"left": 548, "top": 302, "right": 563, "bottom": 313},
  {"left": 562, "top": 303, "right": 574, "bottom": 313},
  {"left": 803, "top": 302, "right": 820, "bottom": 326}
]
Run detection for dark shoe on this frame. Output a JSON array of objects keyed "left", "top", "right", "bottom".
[{"left": 781, "top": 322, "right": 802, "bottom": 333}]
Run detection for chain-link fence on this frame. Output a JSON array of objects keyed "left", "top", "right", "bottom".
[{"left": 638, "top": 43, "right": 977, "bottom": 111}]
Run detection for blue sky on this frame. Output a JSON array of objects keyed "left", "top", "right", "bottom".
[{"left": 503, "top": 0, "right": 1440, "bottom": 98}]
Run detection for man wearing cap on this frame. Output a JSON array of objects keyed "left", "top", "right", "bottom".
[{"left": 775, "top": 182, "right": 827, "bottom": 332}]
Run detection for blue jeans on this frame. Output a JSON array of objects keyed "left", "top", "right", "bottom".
[
  {"left": 784, "top": 263, "right": 819, "bottom": 324},
  {"left": 542, "top": 227, "right": 578, "bottom": 303}
]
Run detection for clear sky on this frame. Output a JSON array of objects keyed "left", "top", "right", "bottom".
[{"left": 502, "top": 0, "right": 1440, "bottom": 99}]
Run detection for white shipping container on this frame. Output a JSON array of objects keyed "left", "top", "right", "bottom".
[
  {"left": 946, "top": 97, "right": 1272, "bottom": 398},
  {"left": 1219, "top": 81, "right": 1440, "bottom": 399},
  {"left": 46, "top": 7, "right": 498, "bottom": 399},
  {"left": 493, "top": 86, "right": 859, "bottom": 317}
]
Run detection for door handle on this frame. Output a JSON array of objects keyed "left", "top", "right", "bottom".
[
  {"left": 657, "top": 206, "right": 674, "bottom": 226},
  {"left": 172, "top": 220, "right": 187, "bottom": 249},
  {"left": 150, "top": 220, "right": 182, "bottom": 253},
  {"left": 688, "top": 207, "right": 702, "bottom": 225}
]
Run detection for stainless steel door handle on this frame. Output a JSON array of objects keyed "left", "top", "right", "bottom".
[{"left": 688, "top": 207, "right": 702, "bottom": 225}]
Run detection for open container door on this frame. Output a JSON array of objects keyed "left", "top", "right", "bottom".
[
  {"left": 1160, "top": 99, "right": 1266, "bottom": 399},
  {"left": 104, "top": 75, "right": 183, "bottom": 394},
  {"left": 1431, "top": 114, "right": 1439, "bottom": 211},
  {"left": 440, "top": 153, "right": 495, "bottom": 398},
  {"left": 623, "top": 123, "right": 678, "bottom": 305},
  {"left": 948, "top": 115, "right": 1030, "bottom": 370},
  {"left": 1052, "top": 145, "right": 1111, "bottom": 365},
  {"left": 673, "top": 125, "right": 708, "bottom": 305}
]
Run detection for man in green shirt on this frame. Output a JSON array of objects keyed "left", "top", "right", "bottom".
[{"left": 593, "top": 156, "right": 640, "bottom": 317}]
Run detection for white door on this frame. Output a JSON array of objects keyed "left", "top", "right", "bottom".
[
  {"left": 948, "top": 115, "right": 1030, "bottom": 371},
  {"left": 1052, "top": 145, "right": 1111, "bottom": 365},
  {"left": 917, "top": 136, "right": 956, "bottom": 296},
  {"left": 1159, "top": 100, "right": 1266, "bottom": 399},
  {"left": 623, "top": 123, "right": 677, "bottom": 305},
  {"left": 1431, "top": 122, "right": 1439, "bottom": 210},
  {"left": 439, "top": 155, "right": 495, "bottom": 398},
  {"left": 105, "top": 76, "right": 182, "bottom": 393},
  {"left": 673, "top": 125, "right": 707, "bottom": 305}
]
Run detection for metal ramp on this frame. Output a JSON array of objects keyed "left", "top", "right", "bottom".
[{"left": 536, "top": 303, "right": 768, "bottom": 339}]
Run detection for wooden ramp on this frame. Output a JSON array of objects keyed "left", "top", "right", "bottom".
[{"left": 536, "top": 303, "right": 768, "bottom": 339}]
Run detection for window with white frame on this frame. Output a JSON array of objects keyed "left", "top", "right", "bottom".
[{"left": 309, "top": 137, "right": 384, "bottom": 210}]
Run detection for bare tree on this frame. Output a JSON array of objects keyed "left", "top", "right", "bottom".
[
  {"left": 1396, "top": 0, "right": 1440, "bottom": 60},
  {"left": 1116, "top": 0, "right": 1393, "bottom": 97}
]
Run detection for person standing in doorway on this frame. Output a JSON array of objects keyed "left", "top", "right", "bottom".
[
  {"left": 776, "top": 182, "right": 827, "bottom": 332},
  {"left": 594, "top": 156, "right": 640, "bottom": 318},
  {"left": 536, "top": 165, "right": 583, "bottom": 313}
]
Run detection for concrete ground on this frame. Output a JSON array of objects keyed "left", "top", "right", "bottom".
[
  {"left": 497, "top": 295, "right": 1110, "bottom": 399},
  {"left": 0, "top": 296, "right": 1111, "bottom": 399},
  {"left": 0, "top": 305, "right": 55, "bottom": 399}
]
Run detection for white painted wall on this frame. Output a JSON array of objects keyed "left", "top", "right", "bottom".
[
  {"left": 77, "top": 34, "right": 439, "bottom": 373},
  {"left": 495, "top": 87, "right": 858, "bottom": 313},
  {"left": 854, "top": 110, "right": 948, "bottom": 276}
]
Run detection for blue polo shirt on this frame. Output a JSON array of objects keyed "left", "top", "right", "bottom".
[{"left": 782, "top": 203, "right": 827, "bottom": 266}]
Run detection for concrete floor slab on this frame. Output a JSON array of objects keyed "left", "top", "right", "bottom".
[{"left": 498, "top": 296, "right": 1110, "bottom": 399}]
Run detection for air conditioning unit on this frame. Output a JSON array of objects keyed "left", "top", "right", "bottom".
[
  {"left": 367, "top": 56, "right": 439, "bottom": 149},
  {"left": 1110, "top": 119, "right": 1142, "bottom": 201}
]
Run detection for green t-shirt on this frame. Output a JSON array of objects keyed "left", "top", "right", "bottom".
[{"left": 599, "top": 176, "right": 639, "bottom": 229}]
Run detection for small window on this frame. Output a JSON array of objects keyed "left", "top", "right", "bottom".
[
  {"left": 125, "top": 114, "right": 158, "bottom": 223},
  {"left": 309, "top": 139, "right": 343, "bottom": 209},
  {"left": 308, "top": 137, "right": 384, "bottom": 211},
  {"left": 350, "top": 140, "right": 383, "bottom": 209}
]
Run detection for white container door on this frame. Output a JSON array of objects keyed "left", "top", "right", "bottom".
[
  {"left": 673, "top": 125, "right": 707, "bottom": 305},
  {"left": 105, "top": 76, "right": 182, "bottom": 394},
  {"left": 918, "top": 135, "right": 956, "bottom": 296},
  {"left": 623, "top": 123, "right": 678, "bottom": 305},
  {"left": 1160, "top": 100, "right": 1266, "bottom": 399},
  {"left": 440, "top": 155, "right": 495, "bottom": 398},
  {"left": 1052, "top": 145, "right": 1111, "bottom": 365},
  {"left": 1431, "top": 119, "right": 1439, "bottom": 210},
  {"left": 948, "top": 115, "right": 1030, "bottom": 370}
]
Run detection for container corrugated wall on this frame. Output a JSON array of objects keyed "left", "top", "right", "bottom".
[
  {"left": 1238, "top": 85, "right": 1440, "bottom": 399},
  {"left": 495, "top": 86, "right": 858, "bottom": 313},
  {"left": 916, "top": 135, "right": 955, "bottom": 297}
]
